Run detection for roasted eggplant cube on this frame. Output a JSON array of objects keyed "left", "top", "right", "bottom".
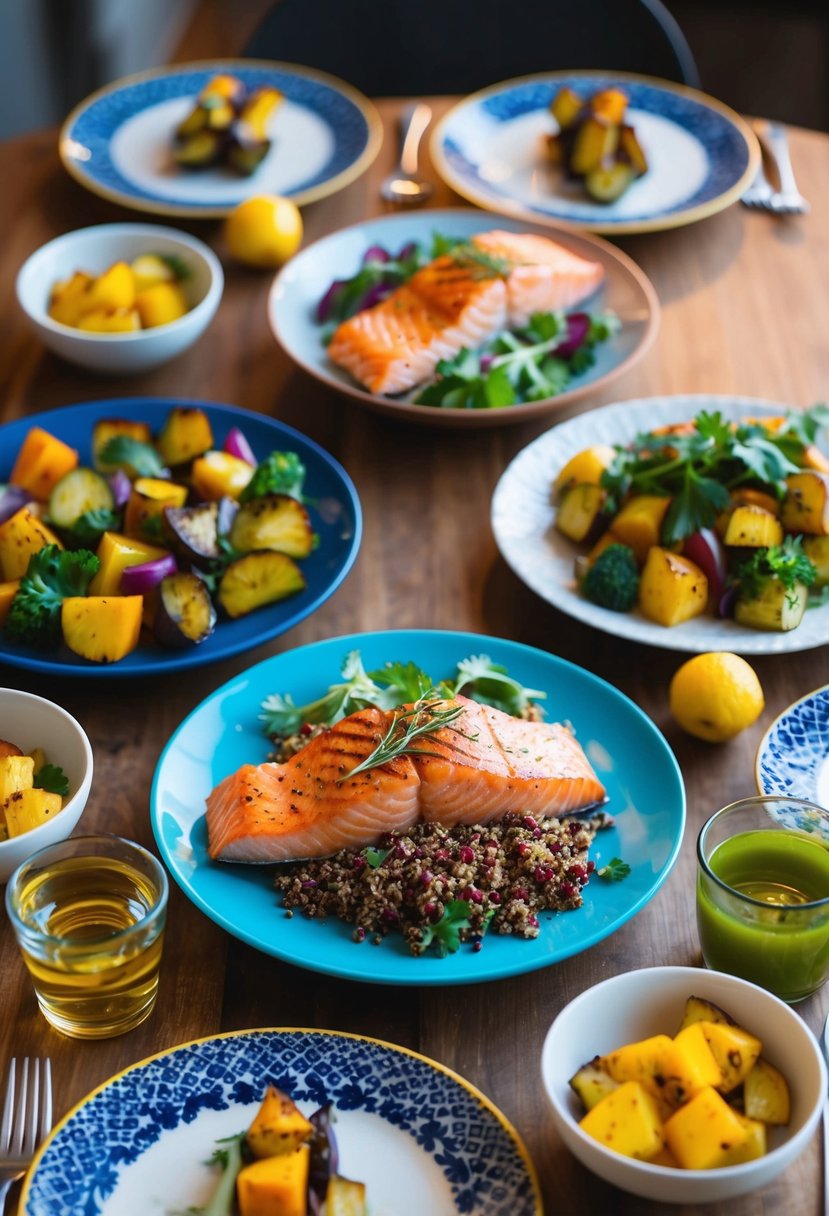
[
  {"left": 229, "top": 494, "right": 315, "bottom": 559},
  {"left": 226, "top": 135, "right": 272, "bottom": 176},
  {"left": 173, "top": 129, "right": 227, "bottom": 169},
  {"left": 162, "top": 499, "right": 238, "bottom": 568},
  {"left": 618, "top": 124, "right": 648, "bottom": 177},
  {"left": 153, "top": 572, "right": 217, "bottom": 647}
]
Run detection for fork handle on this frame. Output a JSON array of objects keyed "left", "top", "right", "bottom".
[{"left": 763, "top": 122, "right": 802, "bottom": 198}]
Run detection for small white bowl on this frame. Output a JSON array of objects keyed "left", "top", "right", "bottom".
[
  {"left": 0, "top": 689, "right": 93, "bottom": 883},
  {"left": 16, "top": 222, "right": 223, "bottom": 374},
  {"left": 541, "top": 966, "right": 826, "bottom": 1204}
]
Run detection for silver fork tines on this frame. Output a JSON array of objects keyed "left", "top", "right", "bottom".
[
  {"left": 0, "top": 1058, "right": 53, "bottom": 1205},
  {"left": 742, "top": 121, "right": 810, "bottom": 215}
]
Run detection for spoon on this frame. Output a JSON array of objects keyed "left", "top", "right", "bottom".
[{"left": 380, "top": 102, "right": 434, "bottom": 207}]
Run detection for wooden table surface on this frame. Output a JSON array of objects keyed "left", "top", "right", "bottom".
[{"left": 2, "top": 98, "right": 829, "bottom": 1215}]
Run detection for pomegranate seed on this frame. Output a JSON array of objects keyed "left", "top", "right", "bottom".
[
  {"left": 523, "top": 816, "right": 538, "bottom": 830},
  {"left": 300, "top": 722, "right": 314, "bottom": 736},
  {"left": 586, "top": 860, "right": 596, "bottom": 874},
  {"left": 420, "top": 869, "right": 434, "bottom": 886},
  {"left": 434, "top": 848, "right": 451, "bottom": 861},
  {"left": 459, "top": 845, "right": 475, "bottom": 864},
  {"left": 534, "top": 865, "right": 553, "bottom": 884},
  {"left": 568, "top": 864, "right": 587, "bottom": 881},
  {"left": 473, "top": 940, "right": 483, "bottom": 952},
  {"left": 527, "top": 915, "right": 539, "bottom": 929},
  {"left": 423, "top": 900, "right": 437, "bottom": 917},
  {"left": 351, "top": 855, "right": 366, "bottom": 871},
  {"left": 559, "top": 881, "right": 576, "bottom": 898},
  {"left": 381, "top": 906, "right": 399, "bottom": 923},
  {"left": 393, "top": 843, "right": 408, "bottom": 859},
  {"left": 489, "top": 891, "right": 502, "bottom": 905},
  {"left": 549, "top": 841, "right": 562, "bottom": 855},
  {"left": 353, "top": 927, "right": 366, "bottom": 942},
  {"left": 512, "top": 887, "right": 529, "bottom": 902}
]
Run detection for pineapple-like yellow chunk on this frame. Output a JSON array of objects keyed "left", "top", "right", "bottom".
[
  {"left": 700, "top": 1020, "right": 762, "bottom": 1093},
  {"left": 236, "top": 1145, "right": 309, "bottom": 1216},
  {"left": 579, "top": 1080, "right": 664, "bottom": 1161},
  {"left": 0, "top": 755, "right": 34, "bottom": 803},
  {"left": 720, "top": 1112, "right": 767, "bottom": 1166},
  {"left": 245, "top": 1086, "right": 312, "bottom": 1159},
  {"left": 744, "top": 1056, "right": 791, "bottom": 1125},
  {"left": 663, "top": 1086, "right": 749, "bottom": 1170},
  {"left": 602, "top": 1033, "right": 703, "bottom": 1113},
  {"left": 4, "top": 788, "right": 63, "bottom": 837},
  {"left": 672, "top": 1023, "right": 723, "bottom": 1094}
]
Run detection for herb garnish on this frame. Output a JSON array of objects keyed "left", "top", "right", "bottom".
[
  {"left": 33, "top": 764, "right": 69, "bottom": 797},
  {"left": 736, "top": 536, "right": 817, "bottom": 607},
  {"left": 96, "top": 435, "right": 166, "bottom": 478},
  {"left": 415, "top": 899, "right": 473, "bottom": 956},
  {"left": 597, "top": 857, "right": 631, "bottom": 882},
  {"left": 338, "top": 696, "right": 465, "bottom": 781}
]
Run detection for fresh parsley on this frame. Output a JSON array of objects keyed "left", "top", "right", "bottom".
[
  {"left": 33, "top": 764, "right": 69, "bottom": 797},
  {"left": 415, "top": 899, "right": 473, "bottom": 956},
  {"left": 96, "top": 435, "right": 166, "bottom": 478},
  {"left": 597, "top": 857, "right": 631, "bottom": 882},
  {"left": 62, "top": 507, "right": 122, "bottom": 548},
  {"left": 363, "top": 846, "right": 392, "bottom": 870},
  {"left": 444, "top": 654, "right": 547, "bottom": 718},
  {"left": 736, "top": 535, "right": 817, "bottom": 606}
]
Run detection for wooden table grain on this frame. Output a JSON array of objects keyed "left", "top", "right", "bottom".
[{"left": 1, "top": 99, "right": 829, "bottom": 1216}]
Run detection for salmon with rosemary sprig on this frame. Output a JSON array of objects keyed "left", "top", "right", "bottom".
[
  {"left": 206, "top": 695, "right": 605, "bottom": 863},
  {"left": 326, "top": 230, "right": 604, "bottom": 396}
]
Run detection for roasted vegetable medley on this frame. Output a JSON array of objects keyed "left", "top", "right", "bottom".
[
  {"left": 547, "top": 86, "right": 648, "bottom": 203},
  {"left": 0, "top": 739, "right": 68, "bottom": 842},
  {"left": 173, "top": 73, "right": 282, "bottom": 175},
  {"left": 48, "top": 253, "right": 192, "bottom": 333},
  {"left": 572, "top": 995, "right": 791, "bottom": 1169},
  {"left": 0, "top": 408, "right": 314, "bottom": 663},
  {"left": 555, "top": 406, "right": 829, "bottom": 631},
  {"left": 196, "top": 1085, "right": 365, "bottom": 1216}
]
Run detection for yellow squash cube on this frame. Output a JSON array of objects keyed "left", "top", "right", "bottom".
[
  {"left": 0, "top": 580, "right": 20, "bottom": 627},
  {"left": 723, "top": 504, "right": 783, "bottom": 548},
  {"left": 77, "top": 308, "right": 141, "bottom": 333},
  {"left": 245, "top": 1085, "right": 313, "bottom": 1159},
  {"left": 553, "top": 444, "right": 616, "bottom": 499},
  {"left": 89, "top": 532, "right": 171, "bottom": 596},
  {"left": 0, "top": 508, "right": 63, "bottom": 580},
  {"left": 663, "top": 1086, "right": 749, "bottom": 1170},
  {"left": 700, "top": 1020, "right": 762, "bottom": 1093},
  {"left": 135, "top": 282, "right": 189, "bottom": 329},
  {"left": 782, "top": 470, "right": 829, "bottom": 535},
  {"left": 609, "top": 495, "right": 671, "bottom": 564},
  {"left": 123, "top": 479, "right": 188, "bottom": 543},
  {"left": 579, "top": 1080, "right": 664, "bottom": 1161},
  {"left": 719, "top": 1113, "right": 767, "bottom": 1166},
  {"left": 131, "top": 254, "right": 177, "bottom": 291},
  {"left": 638, "top": 547, "right": 708, "bottom": 627},
  {"left": 4, "top": 788, "right": 63, "bottom": 838},
  {"left": 61, "top": 595, "right": 143, "bottom": 663},
  {"left": 191, "top": 451, "right": 254, "bottom": 501},
  {"left": 743, "top": 1056, "right": 791, "bottom": 1125},
  {"left": 236, "top": 1147, "right": 309, "bottom": 1216},
  {"left": 85, "top": 261, "right": 136, "bottom": 313},
  {"left": 48, "top": 271, "right": 94, "bottom": 327}
]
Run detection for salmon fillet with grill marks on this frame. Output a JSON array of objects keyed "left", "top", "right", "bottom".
[
  {"left": 206, "top": 696, "right": 606, "bottom": 863},
  {"left": 326, "top": 230, "right": 605, "bottom": 396},
  {"left": 327, "top": 254, "right": 508, "bottom": 395}
]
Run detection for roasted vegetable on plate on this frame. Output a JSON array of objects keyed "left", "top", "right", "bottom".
[
  {"left": 556, "top": 405, "right": 829, "bottom": 632},
  {"left": 547, "top": 86, "right": 648, "bottom": 203},
  {"left": 173, "top": 73, "right": 282, "bottom": 175},
  {"left": 195, "top": 1084, "right": 365, "bottom": 1216},
  {"left": 0, "top": 407, "right": 315, "bottom": 663}
]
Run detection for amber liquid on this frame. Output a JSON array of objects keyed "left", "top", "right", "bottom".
[{"left": 15, "top": 855, "right": 165, "bottom": 1038}]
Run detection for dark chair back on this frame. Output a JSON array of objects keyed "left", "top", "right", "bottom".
[{"left": 244, "top": 0, "right": 700, "bottom": 95}]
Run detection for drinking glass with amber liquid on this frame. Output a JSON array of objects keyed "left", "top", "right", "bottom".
[
  {"left": 696, "top": 797, "right": 829, "bottom": 1003},
  {"left": 6, "top": 834, "right": 168, "bottom": 1038}
]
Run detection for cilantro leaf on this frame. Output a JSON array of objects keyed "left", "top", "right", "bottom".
[
  {"left": 415, "top": 899, "right": 472, "bottom": 956},
  {"left": 598, "top": 857, "right": 631, "bottom": 882},
  {"left": 96, "top": 435, "right": 165, "bottom": 478},
  {"left": 448, "top": 654, "right": 546, "bottom": 718},
  {"left": 62, "top": 507, "right": 122, "bottom": 548},
  {"left": 33, "top": 763, "right": 69, "bottom": 797},
  {"left": 363, "top": 846, "right": 392, "bottom": 869}
]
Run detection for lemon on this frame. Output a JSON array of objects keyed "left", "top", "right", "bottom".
[
  {"left": 224, "top": 195, "right": 303, "bottom": 268},
  {"left": 669, "top": 652, "right": 765, "bottom": 743}
]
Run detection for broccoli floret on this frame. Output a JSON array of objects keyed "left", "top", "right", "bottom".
[
  {"left": 582, "top": 543, "right": 639, "bottom": 612},
  {"left": 239, "top": 451, "right": 306, "bottom": 503},
  {"left": 4, "top": 544, "right": 99, "bottom": 649}
]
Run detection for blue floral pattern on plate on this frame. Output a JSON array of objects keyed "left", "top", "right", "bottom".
[
  {"left": 21, "top": 1030, "right": 540, "bottom": 1216},
  {"left": 432, "top": 73, "right": 757, "bottom": 233},
  {"left": 61, "top": 61, "right": 380, "bottom": 215},
  {"left": 756, "top": 686, "right": 829, "bottom": 807}
]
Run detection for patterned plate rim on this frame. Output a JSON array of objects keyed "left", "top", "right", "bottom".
[
  {"left": 58, "top": 58, "right": 384, "bottom": 217},
  {"left": 755, "top": 683, "right": 829, "bottom": 800},
  {"left": 20, "top": 1026, "right": 544, "bottom": 1215},
  {"left": 431, "top": 69, "right": 760, "bottom": 235}
]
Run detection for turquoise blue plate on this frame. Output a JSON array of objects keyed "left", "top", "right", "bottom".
[
  {"left": 59, "top": 59, "right": 382, "bottom": 217},
  {"left": 151, "top": 630, "right": 685, "bottom": 985},
  {"left": 756, "top": 685, "right": 829, "bottom": 807},
  {"left": 21, "top": 1028, "right": 542, "bottom": 1216},
  {"left": 0, "top": 399, "right": 361, "bottom": 678},
  {"left": 432, "top": 72, "right": 759, "bottom": 235}
]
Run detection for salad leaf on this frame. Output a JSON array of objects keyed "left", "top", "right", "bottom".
[
  {"left": 33, "top": 764, "right": 70, "bottom": 797},
  {"left": 445, "top": 654, "right": 547, "bottom": 718},
  {"left": 737, "top": 535, "right": 817, "bottom": 605},
  {"left": 96, "top": 435, "right": 166, "bottom": 478},
  {"left": 597, "top": 857, "right": 631, "bottom": 882}
]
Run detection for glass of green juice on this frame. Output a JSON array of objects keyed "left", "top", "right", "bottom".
[
  {"left": 697, "top": 797, "right": 829, "bottom": 1003},
  {"left": 6, "top": 833, "right": 168, "bottom": 1038}
]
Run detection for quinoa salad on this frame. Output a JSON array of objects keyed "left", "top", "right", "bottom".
[{"left": 274, "top": 811, "right": 612, "bottom": 956}]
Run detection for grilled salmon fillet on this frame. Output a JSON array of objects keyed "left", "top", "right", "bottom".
[
  {"left": 206, "top": 696, "right": 605, "bottom": 863},
  {"left": 327, "top": 230, "right": 604, "bottom": 395},
  {"left": 470, "top": 230, "right": 605, "bottom": 327},
  {"left": 327, "top": 255, "right": 508, "bottom": 395}
]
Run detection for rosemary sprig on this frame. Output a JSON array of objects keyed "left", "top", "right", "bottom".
[{"left": 338, "top": 695, "right": 465, "bottom": 782}]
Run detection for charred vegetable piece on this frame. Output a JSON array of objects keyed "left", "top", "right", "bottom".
[
  {"left": 236, "top": 1148, "right": 310, "bottom": 1216},
  {"left": 619, "top": 124, "right": 648, "bottom": 175},
  {"left": 324, "top": 1176, "right": 368, "bottom": 1216},
  {"left": 0, "top": 509, "right": 64, "bottom": 581},
  {"left": 308, "top": 1102, "right": 339, "bottom": 1208},
  {"left": 124, "top": 478, "right": 188, "bottom": 543},
  {"left": 569, "top": 116, "right": 619, "bottom": 177},
  {"left": 61, "top": 595, "right": 143, "bottom": 663},
  {"left": 229, "top": 494, "right": 315, "bottom": 559},
  {"left": 569, "top": 1057, "right": 620, "bottom": 1112},
  {"left": 550, "top": 86, "right": 583, "bottom": 131},
  {"left": 218, "top": 551, "right": 305, "bottom": 618},
  {"left": 174, "top": 128, "right": 226, "bottom": 168},
  {"left": 10, "top": 427, "right": 79, "bottom": 501},
  {"left": 191, "top": 451, "right": 254, "bottom": 501},
  {"left": 48, "top": 468, "right": 114, "bottom": 531},
  {"left": 162, "top": 499, "right": 237, "bottom": 567},
  {"left": 153, "top": 572, "right": 217, "bottom": 647},
  {"left": 246, "top": 1086, "right": 313, "bottom": 1159},
  {"left": 585, "top": 160, "right": 636, "bottom": 203},
  {"left": 155, "top": 406, "right": 214, "bottom": 468}
]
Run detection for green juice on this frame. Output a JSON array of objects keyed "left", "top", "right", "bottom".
[{"left": 697, "top": 829, "right": 829, "bottom": 1003}]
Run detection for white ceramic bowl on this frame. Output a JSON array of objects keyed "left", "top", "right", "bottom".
[
  {"left": 0, "top": 689, "right": 93, "bottom": 883},
  {"left": 16, "top": 222, "right": 223, "bottom": 374},
  {"left": 541, "top": 966, "right": 826, "bottom": 1204}
]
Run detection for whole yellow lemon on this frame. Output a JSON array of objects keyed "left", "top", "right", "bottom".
[
  {"left": 669, "top": 652, "right": 765, "bottom": 743},
  {"left": 224, "top": 195, "right": 303, "bottom": 268}
]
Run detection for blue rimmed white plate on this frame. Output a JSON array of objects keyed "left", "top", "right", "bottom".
[
  {"left": 0, "top": 399, "right": 361, "bottom": 677},
  {"left": 20, "top": 1028, "right": 542, "bottom": 1216},
  {"left": 432, "top": 72, "right": 759, "bottom": 234},
  {"left": 59, "top": 59, "right": 382, "bottom": 217},
  {"left": 756, "top": 686, "right": 829, "bottom": 807},
  {"left": 151, "top": 629, "right": 685, "bottom": 986}
]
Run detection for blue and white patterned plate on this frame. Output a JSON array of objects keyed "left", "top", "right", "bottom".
[
  {"left": 756, "top": 686, "right": 829, "bottom": 807},
  {"left": 432, "top": 72, "right": 759, "bottom": 234},
  {"left": 20, "top": 1028, "right": 541, "bottom": 1216},
  {"left": 59, "top": 60, "right": 382, "bottom": 217}
]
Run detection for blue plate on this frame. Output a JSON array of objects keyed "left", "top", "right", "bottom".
[
  {"left": 432, "top": 72, "right": 759, "bottom": 234},
  {"left": 21, "top": 1028, "right": 542, "bottom": 1216},
  {"left": 151, "top": 630, "right": 685, "bottom": 985},
  {"left": 0, "top": 399, "right": 361, "bottom": 678},
  {"left": 756, "top": 685, "right": 829, "bottom": 807},
  {"left": 269, "top": 208, "right": 660, "bottom": 428},
  {"left": 59, "top": 59, "right": 383, "bottom": 217}
]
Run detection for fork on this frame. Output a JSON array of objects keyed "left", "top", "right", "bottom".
[
  {"left": 0, "top": 1058, "right": 53, "bottom": 1208},
  {"left": 742, "top": 121, "right": 810, "bottom": 215}
]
